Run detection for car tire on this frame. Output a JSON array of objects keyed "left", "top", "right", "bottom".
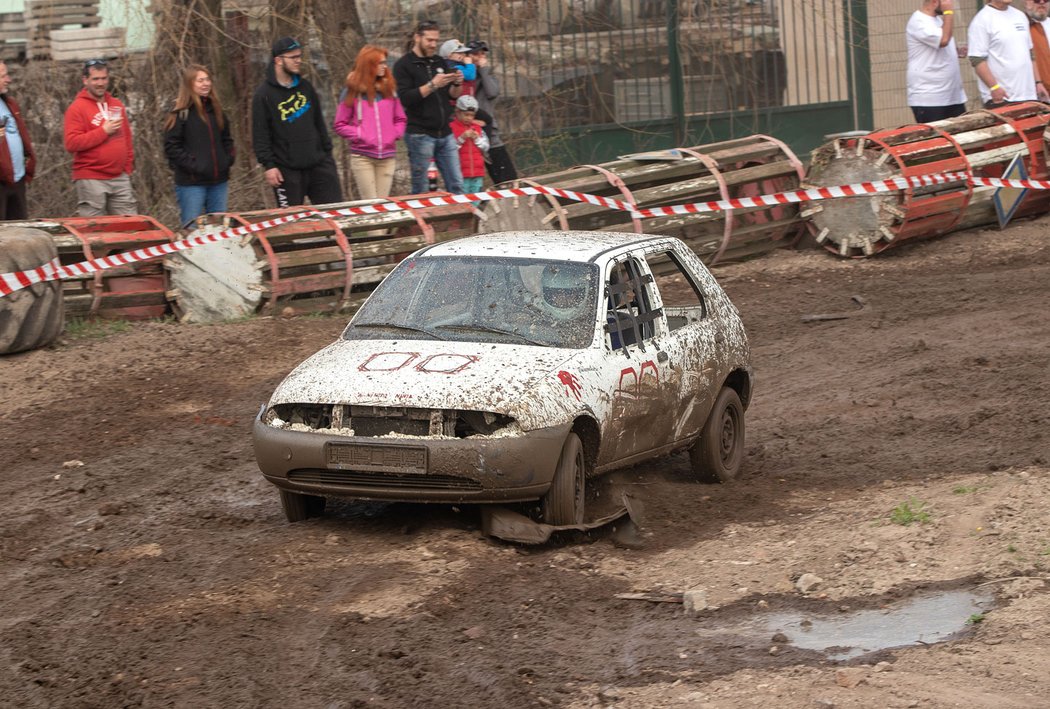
[
  {"left": 542, "top": 432, "right": 586, "bottom": 526},
  {"left": 690, "top": 387, "right": 745, "bottom": 484},
  {"left": 279, "top": 489, "right": 326, "bottom": 522},
  {"left": 0, "top": 227, "right": 64, "bottom": 355}
]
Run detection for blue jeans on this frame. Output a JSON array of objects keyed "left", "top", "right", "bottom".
[
  {"left": 175, "top": 182, "right": 229, "bottom": 227},
  {"left": 405, "top": 132, "right": 464, "bottom": 194}
]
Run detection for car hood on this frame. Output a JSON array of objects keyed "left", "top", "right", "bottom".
[{"left": 268, "top": 338, "right": 583, "bottom": 430}]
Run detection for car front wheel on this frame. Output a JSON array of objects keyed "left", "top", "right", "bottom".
[
  {"left": 690, "top": 387, "right": 745, "bottom": 483},
  {"left": 542, "top": 432, "right": 586, "bottom": 525},
  {"left": 279, "top": 489, "right": 326, "bottom": 522}
]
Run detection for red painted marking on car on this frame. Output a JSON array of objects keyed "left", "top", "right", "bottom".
[
  {"left": 639, "top": 359, "right": 659, "bottom": 384},
  {"left": 358, "top": 352, "right": 420, "bottom": 372},
  {"left": 415, "top": 353, "right": 479, "bottom": 374},
  {"left": 558, "top": 370, "right": 582, "bottom": 400}
]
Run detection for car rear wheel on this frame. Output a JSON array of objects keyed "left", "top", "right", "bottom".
[
  {"left": 690, "top": 387, "right": 745, "bottom": 483},
  {"left": 279, "top": 489, "right": 326, "bottom": 522},
  {"left": 542, "top": 432, "right": 586, "bottom": 525}
]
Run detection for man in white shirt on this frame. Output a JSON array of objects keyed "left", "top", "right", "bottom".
[
  {"left": 906, "top": 0, "right": 967, "bottom": 122},
  {"left": 968, "top": 0, "right": 1049, "bottom": 107}
]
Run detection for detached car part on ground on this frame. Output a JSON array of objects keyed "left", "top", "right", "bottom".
[{"left": 253, "top": 230, "right": 753, "bottom": 530}]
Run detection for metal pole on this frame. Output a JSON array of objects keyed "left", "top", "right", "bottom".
[{"left": 667, "top": 0, "right": 686, "bottom": 145}]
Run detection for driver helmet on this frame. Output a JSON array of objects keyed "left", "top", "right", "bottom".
[{"left": 541, "top": 265, "right": 586, "bottom": 318}]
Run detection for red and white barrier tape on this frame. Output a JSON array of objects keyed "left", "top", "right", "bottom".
[{"left": 0, "top": 168, "right": 1031, "bottom": 299}]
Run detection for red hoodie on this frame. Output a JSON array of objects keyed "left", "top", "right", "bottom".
[{"left": 63, "top": 89, "right": 134, "bottom": 180}]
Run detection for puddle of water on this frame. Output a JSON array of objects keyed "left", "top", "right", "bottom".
[{"left": 696, "top": 589, "right": 996, "bottom": 661}]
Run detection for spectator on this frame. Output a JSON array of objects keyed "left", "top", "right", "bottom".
[
  {"left": 334, "top": 45, "right": 407, "bottom": 200},
  {"left": 252, "top": 37, "right": 343, "bottom": 208},
  {"left": 163, "top": 64, "right": 235, "bottom": 227},
  {"left": 450, "top": 94, "right": 489, "bottom": 197},
  {"left": 63, "top": 59, "right": 136, "bottom": 217},
  {"left": 0, "top": 60, "right": 34, "bottom": 220},
  {"left": 906, "top": 0, "right": 967, "bottom": 122},
  {"left": 393, "top": 21, "right": 465, "bottom": 194},
  {"left": 1028, "top": 0, "right": 1050, "bottom": 98},
  {"left": 968, "top": 0, "right": 1046, "bottom": 107},
  {"left": 466, "top": 40, "right": 518, "bottom": 184}
]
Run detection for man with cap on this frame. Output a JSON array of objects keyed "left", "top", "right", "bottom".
[
  {"left": 252, "top": 36, "right": 343, "bottom": 207},
  {"left": 393, "top": 21, "right": 465, "bottom": 194},
  {"left": 466, "top": 40, "right": 518, "bottom": 184}
]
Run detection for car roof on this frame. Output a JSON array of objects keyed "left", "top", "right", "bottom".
[{"left": 418, "top": 230, "right": 662, "bottom": 263}]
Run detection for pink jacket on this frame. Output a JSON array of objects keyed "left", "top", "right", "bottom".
[{"left": 333, "top": 95, "right": 406, "bottom": 160}]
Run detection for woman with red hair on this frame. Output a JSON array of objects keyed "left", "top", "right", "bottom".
[{"left": 334, "top": 45, "right": 407, "bottom": 199}]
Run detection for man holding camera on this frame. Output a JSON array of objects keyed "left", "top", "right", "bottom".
[{"left": 394, "top": 21, "right": 465, "bottom": 194}]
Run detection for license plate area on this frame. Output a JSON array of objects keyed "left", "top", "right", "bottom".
[{"left": 326, "top": 442, "right": 428, "bottom": 474}]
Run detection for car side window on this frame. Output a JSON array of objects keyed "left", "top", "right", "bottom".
[
  {"left": 605, "top": 258, "right": 660, "bottom": 351},
  {"left": 644, "top": 250, "right": 706, "bottom": 331}
]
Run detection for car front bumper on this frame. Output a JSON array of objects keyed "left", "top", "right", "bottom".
[{"left": 253, "top": 408, "right": 572, "bottom": 504}]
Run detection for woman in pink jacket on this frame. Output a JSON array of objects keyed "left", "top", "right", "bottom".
[{"left": 334, "top": 45, "right": 407, "bottom": 200}]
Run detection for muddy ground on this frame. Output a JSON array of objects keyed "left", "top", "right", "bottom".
[{"left": 2, "top": 216, "right": 1050, "bottom": 708}]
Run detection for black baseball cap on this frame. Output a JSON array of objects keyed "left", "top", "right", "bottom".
[
  {"left": 466, "top": 40, "right": 489, "bottom": 53},
  {"left": 272, "top": 37, "right": 301, "bottom": 57}
]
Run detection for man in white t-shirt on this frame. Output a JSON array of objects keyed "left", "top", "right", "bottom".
[
  {"left": 906, "top": 0, "right": 967, "bottom": 122},
  {"left": 968, "top": 0, "right": 1048, "bottom": 107}
]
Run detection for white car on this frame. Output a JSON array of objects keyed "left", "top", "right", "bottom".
[{"left": 253, "top": 231, "right": 753, "bottom": 525}]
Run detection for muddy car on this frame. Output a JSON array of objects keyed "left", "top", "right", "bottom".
[{"left": 253, "top": 231, "right": 752, "bottom": 525}]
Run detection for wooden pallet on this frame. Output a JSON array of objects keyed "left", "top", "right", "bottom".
[
  {"left": 50, "top": 26, "right": 124, "bottom": 61},
  {"left": 26, "top": 0, "right": 100, "bottom": 58}
]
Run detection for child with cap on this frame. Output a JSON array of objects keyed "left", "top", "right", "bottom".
[{"left": 449, "top": 94, "right": 489, "bottom": 198}]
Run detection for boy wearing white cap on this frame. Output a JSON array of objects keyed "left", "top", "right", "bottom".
[{"left": 450, "top": 94, "right": 489, "bottom": 197}]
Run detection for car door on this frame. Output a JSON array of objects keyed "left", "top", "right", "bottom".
[
  {"left": 596, "top": 253, "right": 678, "bottom": 466},
  {"left": 640, "top": 245, "right": 719, "bottom": 443}
]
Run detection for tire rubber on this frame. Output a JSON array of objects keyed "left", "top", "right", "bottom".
[
  {"left": 0, "top": 227, "right": 64, "bottom": 355},
  {"left": 542, "top": 432, "right": 586, "bottom": 525},
  {"left": 690, "top": 387, "right": 745, "bottom": 483}
]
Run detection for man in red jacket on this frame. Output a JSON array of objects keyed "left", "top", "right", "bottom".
[
  {"left": 63, "top": 59, "right": 137, "bottom": 216},
  {"left": 0, "top": 61, "right": 35, "bottom": 220}
]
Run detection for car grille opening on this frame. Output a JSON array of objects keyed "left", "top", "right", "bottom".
[
  {"left": 288, "top": 469, "right": 482, "bottom": 490},
  {"left": 268, "top": 404, "right": 514, "bottom": 438}
]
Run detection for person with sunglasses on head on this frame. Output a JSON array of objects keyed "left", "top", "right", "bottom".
[
  {"left": 163, "top": 64, "right": 235, "bottom": 227},
  {"left": 1027, "top": 0, "right": 1050, "bottom": 102},
  {"left": 251, "top": 37, "right": 343, "bottom": 208},
  {"left": 968, "top": 0, "right": 1047, "bottom": 107},
  {"left": 0, "top": 60, "right": 35, "bottom": 220},
  {"left": 63, "top": 59, "right": 137, "bottom": 216},
  {"left": 905, "top": 0, "right": 967, "bottom": 123},
  {"left": 465, "top": 40, "right": 517, "bottom": 184},
  {"left": 393, "top": 20, "right": 465, "bottom": 194}
]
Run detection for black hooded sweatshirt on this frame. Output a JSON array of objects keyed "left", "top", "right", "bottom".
[
  {"left": 163, "top": 96, "right": 235, "bottom": 186},
  {"left": 251, "top": 63, "right": 333, "bottom": 171}
]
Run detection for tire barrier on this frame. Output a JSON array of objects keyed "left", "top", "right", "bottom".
[
  {"left": 804, "top": 102, "right": 1050, "bottom": 257},
  {"left": 166, "top": 194, "right": 478, "bottom": 323},
  {"left": 479, "top": 135, "right": 807, "bottom": 266},
  {"left": 0, "top": 226, "right": 64, "bottom": 354}
]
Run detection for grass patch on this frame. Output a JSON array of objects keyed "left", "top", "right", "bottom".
[
  {"left": 65, "top": 317, "right": 131, "bottom": 339},
  {"left": 890, "top": 498, "right": 931, "bottom": 526},
  {"left": 952, "top": 485, "right": 978, "bottom": 494},
  {"left": 966, "top": 613, "right": 986, "bottom": 625},
  {"left": 1007, "top": 544, "right": 1017, "bottom": 553}
]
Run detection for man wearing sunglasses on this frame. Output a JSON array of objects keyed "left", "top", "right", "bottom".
[
  {"left": 1028, "top": 0, "right": 1050, "bottom": 102},
  {"left": 63, "top": 59, "right": 137, "bottom": 216},
  {"left": 251, "top": 36, "right": 343, "bottom": 207},
  {"left": 968, "top": 0, "right": 1046, "bottom": 107}
]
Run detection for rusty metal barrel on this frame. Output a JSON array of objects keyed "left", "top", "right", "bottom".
[
  {"left": 165, "top": 194, "right": 478, "bottom": 323},
  {"left": 6, "top": 214, "right": 175, "bottom": 319},
  {"left": 479, "top": 135, "right": 807, "bottom": 265},
  {"left": 803, "top": 102, "right": 1050, "bottom": 257}
]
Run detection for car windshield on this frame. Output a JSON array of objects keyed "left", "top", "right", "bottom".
[{"left": 343, "top": 255, "right": 600, "bottom": 349}]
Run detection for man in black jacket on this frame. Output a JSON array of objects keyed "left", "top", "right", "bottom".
[
  {"left": 393, "top": 21, "right": 465, "bottom": 194},
  {"left": 252, "top": 37, "right": 343, "bottom": 207}
]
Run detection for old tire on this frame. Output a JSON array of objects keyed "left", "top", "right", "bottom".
[
  {"left": 690, "top": 387, "right": 745, "bottom": 484},
  {"left": 0, "top": 227, "right": 64, "bottom": 354},
  {"left": 542, "top": 432, "right": 586, "bottom": 526},
  {"left": 279, "top": 489, "right": 326, "bottom": 522}
]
